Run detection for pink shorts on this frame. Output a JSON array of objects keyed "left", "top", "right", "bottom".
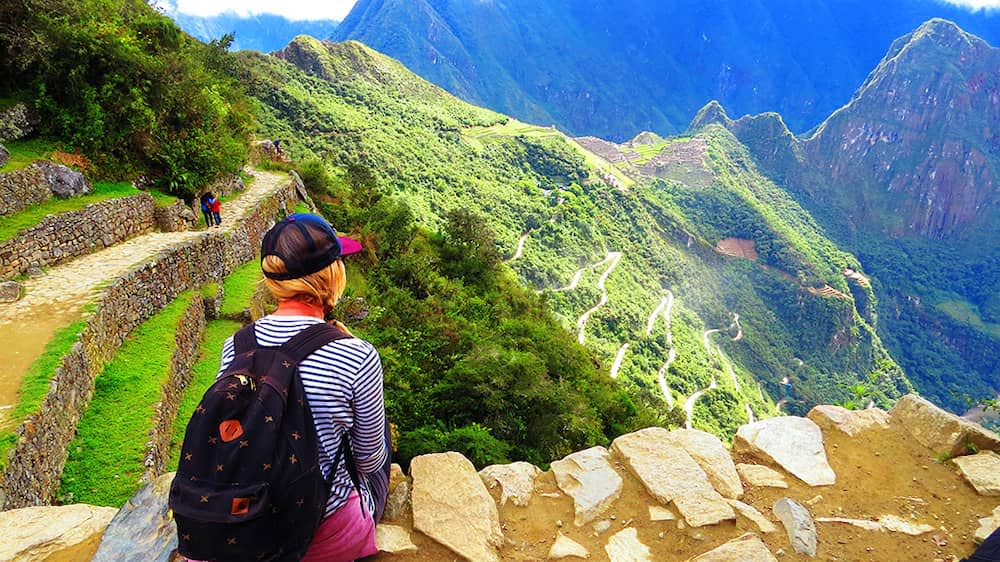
[
  {"left": 302, "top": 493, "right": 378, "bottom": 562},
  {"left": 184, "top": 493, "right": 377, "bottom": 562}
]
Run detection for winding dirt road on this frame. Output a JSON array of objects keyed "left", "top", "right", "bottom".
[
  {"left": 576, "top": 252, "right": 622, "bottom": 345},
  {"left": 685, "top": 375, "right": 718, "bottom": 429},
  {"left": 610, "top": 343, "right": 630, "bottom": 379}
]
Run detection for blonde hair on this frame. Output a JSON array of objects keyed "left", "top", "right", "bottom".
[{"left": 262, "top": 255, "right": 346, "bottom": 314}]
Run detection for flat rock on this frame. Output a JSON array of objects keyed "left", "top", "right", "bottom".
[
  {"left": 548, "top": 532, "right": 590, "bottom": 559},
  {"left": 688, "top": 533, "right": 778, "bottom": 561},
  {"left": 666, "top": 429, "right": 744, "bottom": 499},
  {"left": 807, "top": 405, "right": 891, "bottom": 436},
  {"left": 726, "top": 499, "right": 777, "bottom": 533},
  {"left": 953, "top": 451, "right": 1000, "bottom": 496},
  {"left": 551, "top": 446, "right": 623, "bottom": 526},
  {"left": 890, "top": 394, "right": 1000, "bottom": 457},
  {"left": 773, "top": 498, "right": 817, "bottom": 557},
  {"left": 604, "top": 528, "right": 651, "bottom": 562},
  {"left": 92, "top": 472, "right": 177, "bottom": 562},
  {"left": 480, "top": 461, "right": 542, "bottom": 507},
  {"left": 411, "top": 452, "right": 503, "bottom": 562},
  {"left": 736, "top": 463, "right": 789, "bottom": 489},
  {"left": 649, "top": 505, "right": 677, "bottom": 521},
  {"left": 611, "top": 428, "right": 735, "bottom": 527},
  {"left": 878, "top": 515, "right": 935, "bottom": 536},
  {"left": 975, "top": 506, "right": 1000, "bottom": 543},
  {"left": 734, "top": 417, "right": 836, "bottom": 487},
  {"left": 0, "top": 504, "right": 117, "bottom": 562},
  {"left": 376, "top": 524, "right": 418, "bottom": 554},
  {"left": 815, "top": 517, "right": 883, "bottom": 531},
  {"left": 0, "top": 281, "right": 20, "bottom": 303}
]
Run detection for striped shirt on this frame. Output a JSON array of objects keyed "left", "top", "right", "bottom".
[{"left": 218, "top": 315, "right": 387, "bottom": 517}]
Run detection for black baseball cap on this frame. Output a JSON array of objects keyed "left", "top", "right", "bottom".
[{"left": 261, "top": 213, "right": 362, "bottom": 280}]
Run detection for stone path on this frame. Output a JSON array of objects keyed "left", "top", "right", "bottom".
[{"left": 0, "top": 170, "right": 289, "bottom": 412}]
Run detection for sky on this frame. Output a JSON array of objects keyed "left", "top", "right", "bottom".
[
  {"left": 157, "top": 0, "right": 1000, "bottom": 22},
  {"left": 155, "top": 0, "right": 359, "bottom": 21}
]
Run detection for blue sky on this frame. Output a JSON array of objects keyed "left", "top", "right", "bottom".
[{"left": 157, "top": 0, "right": 1000, "bottom": 22}]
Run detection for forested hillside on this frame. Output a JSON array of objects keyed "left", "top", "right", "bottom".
[{"left": 230, "top": 36, "right": 912, "bottom": 452}]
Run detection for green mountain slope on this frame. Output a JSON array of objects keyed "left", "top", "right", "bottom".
[
  {"left": 693, "top": 20, "right": 1000, "bottom": 412},
  {"left": 333, "top": 0, "right": 1000, "bottom": 141},
  {"left": 234, "top": 37, "right": 912, "bottom": 443}
]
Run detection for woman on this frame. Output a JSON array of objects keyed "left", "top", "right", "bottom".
[{"left": 217, "top": 213, "right": 388, "bottom": 560}]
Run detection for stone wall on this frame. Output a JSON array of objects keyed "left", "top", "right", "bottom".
[
  {"left": 143, "top": 294, "right": 206, "bottom": 483},
  {"left": 0, "top": 165, "right": 51, "bottom": 217},
  {"left": 153, "top": 200, "right": 196, "bottom": 232},
  {"left": 0, "top": 174, "right": 301, "bottom": 509},
  {"left": 0, "top": 193, "right": 155, "bottom": 280}
]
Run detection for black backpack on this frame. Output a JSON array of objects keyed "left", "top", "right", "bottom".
[{"left": 169, "top": 322, "right": 354, "bottom": 562}]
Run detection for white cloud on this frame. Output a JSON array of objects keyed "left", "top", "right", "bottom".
[
  {"left": 156, "top": 0, "right": 357, "bottom": 21},
  {"left": 940, "top": 0, "right": 1000, "bottom": 10}
]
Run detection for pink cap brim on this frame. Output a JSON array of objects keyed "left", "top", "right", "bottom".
[{"left": 338, "top": 236, "right": 363, "bottom": 256}]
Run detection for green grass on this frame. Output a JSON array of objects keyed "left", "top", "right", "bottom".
[
  {"left": 936, "top": 299, "right": 1000, "bottom": 337},
  {"left": 58, "top": 291, "right": 196, "bottom": 506},
  {"left": 0, "top": 138, "right": 57, "bottom": 172},
  {"left": 293, "top": 201, "right": 311, "bottom": 214},
  {"left": 167, "top": 319, "right": 241, "bottom": 469},
  {"left": 0, "top": 181, "right": 138, "bottom": 243},
  {"left": 220, "top": 259, "right": 263, "bottom": 317},
  {"left": 0, "top": 321, "right": 87, "bottom": 470}
]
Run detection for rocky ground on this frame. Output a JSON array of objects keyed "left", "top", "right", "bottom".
[{"left": 2, "top": 395, "right": 998, "bottom": 561}]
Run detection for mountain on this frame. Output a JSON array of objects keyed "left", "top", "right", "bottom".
[
  {"left": 333, "top": 0, "right": 1000, "bottom": 141},
  {"left": 162, "top": 11, "right": 338, "bottom": 52},
  {"left": 693, "top": 19, "right": 1000, "bottom": 412},
  {"left": 233, "top": 35, "right": 914, "bottom": 447}
]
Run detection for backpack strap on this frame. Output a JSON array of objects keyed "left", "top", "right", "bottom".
[
  {"left": 279, "top": 321, "right": 353, "bottom": 363},
  {"left": 233, "top": 323, "right": 259, "bottom": 355}
]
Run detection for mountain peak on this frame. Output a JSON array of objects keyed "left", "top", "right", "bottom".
[{"left": 687, "top": 100, "right": 733, "bottom": 133}]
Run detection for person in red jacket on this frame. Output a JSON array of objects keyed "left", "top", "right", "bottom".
[{"left": 207, "top": 193, "right": 221, "bottom": 226}]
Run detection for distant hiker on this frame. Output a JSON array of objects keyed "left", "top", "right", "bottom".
[
  {"left": 199, "top": 193, "right": 212, "bottom": 227},
  {"left": 171, "top": 213, "right": 388, "bottom": 562},
  {"left": 273, "top": 138, "right": 282, "bottom": 151},
  {"left": 207, "top": 193, "right": 221, "bottom": 226}
]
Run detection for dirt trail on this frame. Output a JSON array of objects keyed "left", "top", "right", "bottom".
[
  {"left": 553, "top": 252, "right": 614, "bottom": 292},
  {"left": 658, "top": 348, "right": 677, "bottom": 410},
  {"left": 575, "top": 252, "right": 622, "bottom": 344},
  {"left": 505, "top": 232, "right": 531, "bottom": 262},
  {"left": 684, "top": 375, "right": 718, "bottom": 429},
  {"left": 610, "top": 343, "right": 629, "bottom": 379},
  {"left": 0, "top": 170, "right": 289, "bottom": 414}
]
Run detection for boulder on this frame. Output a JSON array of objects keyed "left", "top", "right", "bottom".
[
  {"left": 36, "top": 161, "right": 91, "bottom": 198},
  {"left": 0, "top": 281, "right": 20, "bottom": 303},
  {"left": 0, "top": 103, "right": 32, "bottom": 142},
  {"left": 383, "top": 479, "right": 411, "bottom": 522},
  {"left": 807, "top": 405, "right": 891, "bottom": 436},
  {"left": 735, "top": 464, "right": 788, "bottom": 488},
  {"left": 551, "top": 446, "right": 623, "bottom": 526},
  {"left": 890, "top": 394, "right": 1000, "bottom": 457},
  {"left": 734, "top": 417, "right": 836, "bottom": 487},
  {"left": 0, "top": 504, "right": 117, "bottom": 562},
  {"left": 726, "top": 499, "right": 777, "bottom": 534},
  {"left": 975, "top": 506, "right": 1000, "bottom": 544},
  {"left": 92, "top": 472, "right": 177, "bottom": 562},
  {"left": 411, "top": 452, "right": 503, "bottom": 562},
  {"left": 666, "top": 429, "right": 744, "bottom": 499},
  {"left": 611, "top": 428, "right": 734, "bottom": 527},
  {"left": 375, "top": 524, "right": 418, "bottom": 554},
  {"left": 604, "top": 528, "right": 651, "bottom": 562},
  {"left": 773, "top": 498, "right": 817, "bottom": 557},
  {"left": 953, "top": 450, "right": 1000, "bottom": 496},
  {"left": 479, "top": 461, "right": 542, "bottom": 507},
  {"left": 688, "top": 533, "right": 778, "bottom": 561},
  {"left": 0, "top": 143, "right": 8, "bottom": 167},
  {"left": 548, "top": 532, "right": 590, "bottom": 559}
]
